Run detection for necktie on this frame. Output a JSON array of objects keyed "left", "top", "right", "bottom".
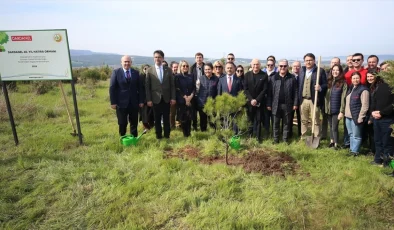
[
  {"left": 126, "top": 70, "right": 131, "bottom": 79},
  {"left": 228, "top": 76, "right": 232, "bottom": 92},
  {"left": 159, "top": 67, "right": 163, "bottom": 83}
]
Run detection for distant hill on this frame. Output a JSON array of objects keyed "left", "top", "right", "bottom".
[{"left": 69, "top": 49, "right": 394, "bottom": 68}]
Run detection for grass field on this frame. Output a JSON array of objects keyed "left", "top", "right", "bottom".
[{"left": 1, "top": 80, "right": 394, "bottom": 229}]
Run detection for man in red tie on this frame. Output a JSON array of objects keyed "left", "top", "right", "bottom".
[{"left": 217, "top": 62, "right": 242, "bottom": 96}]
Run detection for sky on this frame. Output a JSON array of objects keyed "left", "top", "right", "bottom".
[{"left": 3, "top": 0, "right": 394, "bottom": 60}]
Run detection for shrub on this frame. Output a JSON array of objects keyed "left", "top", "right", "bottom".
[
  {"left": 71, "top": 67, "right": 89, "bottom": 83},
  {"left": 31, "top": 81, "right": 56, "bottom": 95},
  {"left": 80, "top": 69, "right": 101, "bottom": 84}
]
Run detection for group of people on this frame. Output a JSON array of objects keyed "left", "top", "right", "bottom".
[{"left": 109, "top": 50, "right": 393, "bottom": 170}]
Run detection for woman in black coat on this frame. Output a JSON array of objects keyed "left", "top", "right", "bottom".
[{"left": 175, "top": 61, "right": 196, "bottom": 137}]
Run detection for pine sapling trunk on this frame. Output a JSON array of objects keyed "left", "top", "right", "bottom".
[{"left": 225, "top": 142, "right": 229, "bottom": 165}]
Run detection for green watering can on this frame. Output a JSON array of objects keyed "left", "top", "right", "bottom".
[
  {"left": 229, "top": 135, "right": 241, "bottom": 150},
  {"left": 389, "top": 159, "right": 394, "bottom": 169},
  {"left": 120, "top": 129, "right": 147, "bottom": 146}
]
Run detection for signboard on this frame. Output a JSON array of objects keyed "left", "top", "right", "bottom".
[{"left": 0, "top": 29, "right": 72, "bottom": 81}]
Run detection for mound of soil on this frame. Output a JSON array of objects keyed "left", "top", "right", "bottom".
[{"left": 164, "top": 146, "right": 299, "bottom": 177}]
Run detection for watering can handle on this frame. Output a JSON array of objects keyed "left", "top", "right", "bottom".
[
  {"left": 120, "top": 135, "right": 127, "bottom": 143},
  {"left": 136, "top": 129, "right": 148, "bottom": 140}
]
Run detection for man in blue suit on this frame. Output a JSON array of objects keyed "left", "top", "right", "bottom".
[
  {"left": 109, "top": 55, "right": 144, "bottom": 137},
  {"left": 217, "top": 62, "right": 243, "bottom": 96}
]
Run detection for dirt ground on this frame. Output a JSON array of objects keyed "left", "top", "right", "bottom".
[{"left": 164, "top": 145, "right": 299, "bottom": 177}]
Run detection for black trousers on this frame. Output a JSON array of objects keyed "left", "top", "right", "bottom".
[
  {"left": 289, "top": 107, "right": 301, "bottom": 139},
  {"left": 191, "top": 97, "right": 198, "bottom": 131},
  {"left": 116, "top": 107, "right": 139, "bottom": 137},
  {"left": 247, "top": 105, "right": 263, "bottom": 141},
  {"left": 273, "top": 104, "right": 291, "bottom": 142},
  {"left": 263, "top": 105, "right": 272, "bottom": 137},
  {"left": 177, "top": 104, "right": 192, "bottom": 137},
  {"left": 328, "top": 114, "right": 339, "bottom": 144},
  {"left": 139, "top": 105, "right": 154, "bottom": 129},
  {"left": 321, "top": 112, "right": 328, "bottom": 139},
  {"left": 198, "top": 107, "right": 216, "bottom": 132},
  {"left": 153, "top": 99, "right": 171, "bottom": 139},
  {"left": 374, "top": 117, "right": 394, "bottom": 163}
]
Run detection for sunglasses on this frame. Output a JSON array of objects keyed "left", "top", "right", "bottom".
[
  {"left": 279, "top": 65, "right": 288, "bottom": 68},
  {"left": 228, "top": 58, "right": 234, "bottom": 60},
  {"left": 352, "top": 59, "right": 361, "bottom": 62},
  {"left": 215, "top": 66, "right": 223, "bottom": 68},
  {"left": 236, "top": 70, "right": 243, "bottom": 72},
  {"left": 182, "top": 65, "right": 189, "bottom": 67},
  {"left": 267, "top": 64, "right": 274, "bottom": 67}
]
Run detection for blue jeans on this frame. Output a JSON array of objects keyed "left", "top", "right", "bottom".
[
  {"left": 373, "top": 117, "right": 394, "bottom": 163},
  {"left": 346, "top": 118, "right": 363, "bottom": 154},
  {"left": 343, "top": 119, "right": 350, "bottom": 146}
]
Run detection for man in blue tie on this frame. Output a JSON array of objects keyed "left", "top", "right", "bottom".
[
  {"left": 145, "top": 50, "right": 176, "bottom": 139},
  {"left": 109, "top": 55, "right": 144, "bottom": 137}
]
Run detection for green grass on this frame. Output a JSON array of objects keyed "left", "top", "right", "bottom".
[{"left": 1, "top": 81, "right": 394, "bottom": 229}]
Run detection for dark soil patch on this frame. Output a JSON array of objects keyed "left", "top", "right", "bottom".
[{"left": 164, "top": 145, "right": 299, "bottom": 177}]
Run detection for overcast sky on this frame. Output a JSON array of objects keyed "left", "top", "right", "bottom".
[{"left": 3, "top": 0, "right": 394, "bottom": 60}]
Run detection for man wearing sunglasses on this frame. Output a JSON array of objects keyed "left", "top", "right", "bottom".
[
  {"left": 227, "top": 53, "right": 235, "bottom": 63},
  {"left": 262, "top": 58, "right": 277, "bottom": 137},
  {"left": 169, "top": 61, "right": 179, "bottom": 129},
  {"left": 344, "top": 53, "right": 368, "bottom": 86},
  {"left": 267, "top": 59, "right": 299, "bottom": 144},
  {"left": 263, "top": 55, "right": 278, "bottom": 73}
]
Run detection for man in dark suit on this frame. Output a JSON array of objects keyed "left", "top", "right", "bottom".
[
  {"left": 109, "top": 55, "right": 144, "bottom": 137},
  {"left": 267, "top": 59, "right": 299, "bottom": 144},
  {"left": 217, "top": 62, "right": 243, "bottom": 96},
  {"left": 190, "top": 52, "right": 205, "bottom": 131},
  {"left": 244, "top": 59, "right": 268, "bottom": 142},
  {"left": 145, "top": 50, "right": 176, "bottom": 139},
  {"left": 289, "top": 61, "right": 302, "bottom": 139}
]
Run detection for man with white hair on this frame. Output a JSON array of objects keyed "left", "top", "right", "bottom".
[
  {"left": 244, "top": 59, "right": 268, "bottom": 143},
  {"left": 267, "top": 59, "right": 298, "bottom": 144},
  {"left": 110, "top": 55, "right": 144, "bottom": 137}
]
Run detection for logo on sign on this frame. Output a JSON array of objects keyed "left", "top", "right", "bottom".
[
  {"left": 0, "top": 32, "right": 9, "bottom": 52},
  {"left": 53, "top": 34, "right": 62, "bottom": 42},
  {"left": 11, "top": 36, "right": 33, "bottom": 41}
]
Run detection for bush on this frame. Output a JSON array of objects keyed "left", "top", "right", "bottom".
[
  {"left": 72, "top": 67, "right": 88, "bottom": 83},
  {"left": 31, "top": 81, "right": 56, "bottom": 95},
  {"left": 0, "top": 81, "right": 18, "bottom": 92},
  {"left": 45, "top": 109, "right": 57, "bottom": 118},
  {"left": 98, "top": 65, "right": 113, "bottom": 80},
  {"left": 80, "top": 69, "right": 101, "bottom": 84}
]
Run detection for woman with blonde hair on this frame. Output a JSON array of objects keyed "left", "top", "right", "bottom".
[
  {"left": 212, "top": 60, "right": 225, "bottom": 78},
  {"left": 175, "top": 60, "right": 196, "bottom": 137}
]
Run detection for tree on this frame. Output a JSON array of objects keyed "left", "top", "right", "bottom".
[
  {"left": 376, "top": 60, "right": 394, "bottom": 136},
  {"left": 203, "top": 92, "right": 249, "bottom": 164}
]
